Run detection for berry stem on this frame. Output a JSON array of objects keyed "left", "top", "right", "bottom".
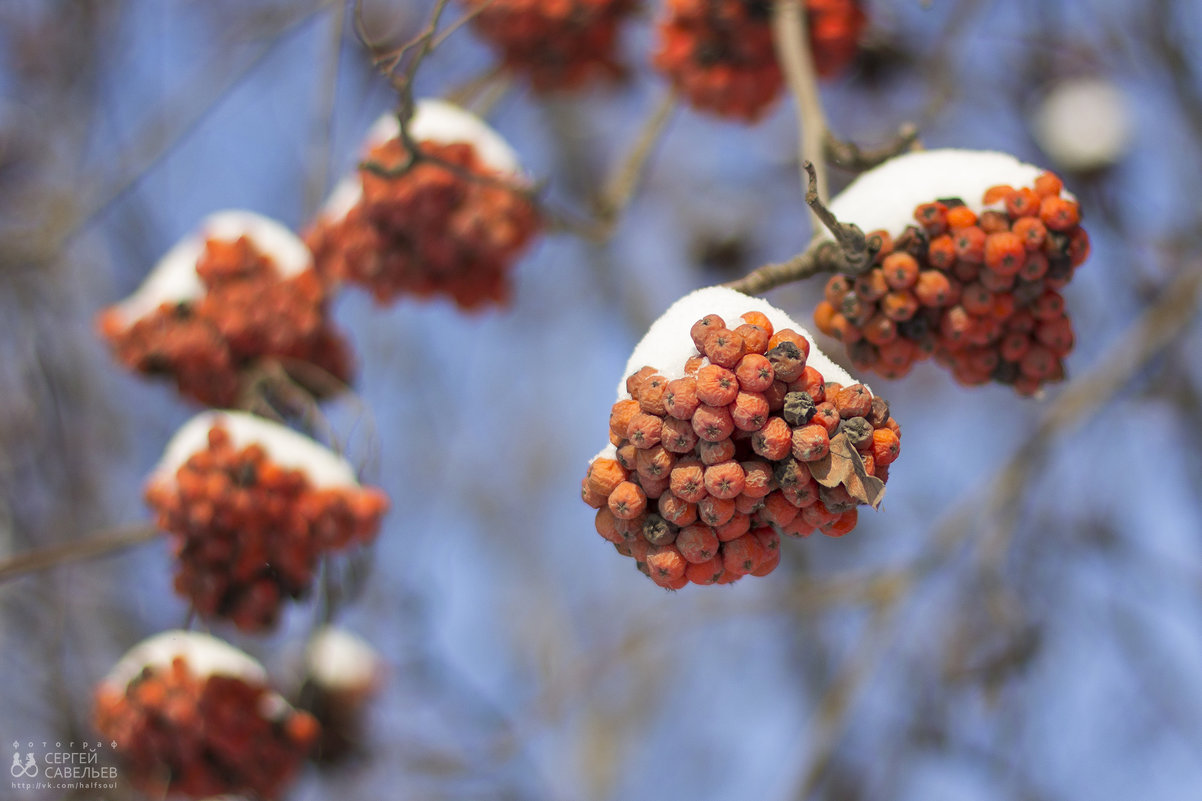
[
  {"left": 824, "top": 124, "right": 922, "bottom": 172},
  {"left": 0, "top": 524, "right": 161, "bottom": 583},
  {"left": 594, "top": 89, "right": 679, "bottom": 239}
]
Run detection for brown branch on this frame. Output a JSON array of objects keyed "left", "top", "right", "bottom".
[
  {"left": 725, "top": 162, "right": 876, "bottom": 295},
  {"left": 824, "top": 124, "right": 921, "bottom": 172},
  {"left": 592, "top": 89, "right": 678, "bottom": 237},
  {"left": 0, "top": 524, "right": 161, "bottom": 583},
  {"left": 772, "top": 0, "right": 829, "bottom": 218}
]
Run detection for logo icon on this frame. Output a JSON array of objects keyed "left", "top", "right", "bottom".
[{"left": 10, "top": 752, "right": 38, "bottom": 778}]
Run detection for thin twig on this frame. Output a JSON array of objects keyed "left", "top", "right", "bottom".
[
  {"left": 303, "top": 0, "right": 349, "bottom": 220},
  {"left": 725, "top": 163, "right": 875, "bottom": 295},
  {"left": 824, "top": 124, "right": 921, "bottom": 172},
  {"left": 0, "top": 524, "right": 161, "bottom": 583},
  {"left": 593, "top": 89, "right": 678, "bottom": 237},
  {"left": 772, "top": 0, "right": 829, "bottom": 224}
]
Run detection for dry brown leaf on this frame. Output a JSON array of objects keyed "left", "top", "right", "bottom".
[{"left": 807, "top": 431, "right": 886, "bottom": 509}]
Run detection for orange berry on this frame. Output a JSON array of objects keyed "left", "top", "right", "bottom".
[
  {"left": 695, "top": 364, "right": 739, "bottom": 406},
  {"left": 794, "top": 366, "right": 825, "bottom": 402},
  {"left": 684, "top": 355, "right": 705, "bottom": 375},
  {"left": 946, "top": 206, "right": 978, "bottom": 228},
  {"left": 664, "top": 376, "right": 700, "bottom": 420},
  {"left": 692, "top": 404, "right": 734, "bottom": 442},
  {"left": 870, "top": 428, "right": 900, "bottom": 466},
  {"left": 626, "top": 412, "right": 663, "bottom": 449},
  {"left": 813, "top": 300, "right": 838, "bottom": 336},
  {"left": 984, "top": 231, "right": 1026, "bottom": 276},
  {"left": 749, "top": 544, "right": 781, "bottom": 576},
  {"left": 740, "top": 460, "right": 774, "bottom": 498},
  {"left": 636, "top": 374, "right": 669, "bottom": 415},
  {"left": 635, "top": 445, "right": 675, "bottom": 481},
  {"left": 980, "top": 267, "right": 1016, "bottom": 293},
  {"left": 690, "top": 314, "right": 726, "bottom": 352},
  {"left": 1030, "top": 290, "right": 1066, "bottom": 320},
  {"left": 1005, "top": 187, "right": 1041, "bottom": 218},
  {"left": 582, "top": 477, "right": 608, "bottom": 508},
  {"left": 703, "top": 327, "right": 746, "bottom": 368},
  {"left": 927, "top": 235, "right": 957, "bottom": 270},
  {"left": 860, "top": 314, "right": 897, "bottom": 345},
  {"left": 677, "top": 524, "right": 720, "bottom": 563},
  {"left": 698, "top": 438, "right": 736, "bottom": 465},
  {"left": 913, "top": 201, "right": 948, "bottom": 235},
  {"left": 735, "top": 353, "right": 775, "bottom": 392},
  {"left": 829, "top": 313, "right": 863, "bottom": 343},
  {"left": 810, "top": 402, "right": 840, "bottom": 435},
  {"left": 821, "top": 508, "right": 859, "bottom": 537},
  {"left": 767, "top": 328, "right": 810, "bottom": 357},
  {"left": 880, "top": 290, "right": 919, "bottom": 322},
  {"left": 979, "top": 210, "right": 1011, "bottom": 234},
  {"left": 982, "top": 185, "right": 1013, "bottom": 205},
  {"left": 913, "top": 270, "right": 952, "bottom": 308},
  {"left": 657, "top": 492, "right": 697, "bottom": 526},
  {"left": 660, "top": 416, "right": 699, "bottom": 453},
  {"left": 740, "top": 311, "right": 773, "bottom": 337},
  {"left": 714, "top": 514, "right": 751, "bottom": 542},
  {"left": 1067, "top": 227, "right": 1090, "bottom": 267},
  {"left": 587, "top": 458, "right": 629, "bottom": 498},
  {"left": 877, "top": 338, "right": 916, "bottom": 374},
  {"left": 703, "top": 460, "right": 746, "bottom": 499},
  {"left": 734, "top": 323, "right": 770, "bottom": 354},
  {"left": 1034, "top": 171, "right": 1063, "bottom": 197},
  {"left": 824, "top": 275, "right": 854, "bottom": 307},
  {"left": 609, "top": 399, "right": 640, "bottom": 441},
  {"left": 953, "top": 225, "right": 986, "bottom": 262},
  {"left": 698, "top": 495, "right": 736, "bottom": 527},
  {"left": 625, "top": 366, "right": 657, "bottom": 397},
  {"left": 960, "top": 283, "right": 993, "bottom": 316},
  {"left": 750, "top": 415, "right": 792, "bottom": 460},
  {"left": 1018, "top": 251, "right": 1049, "bottom": 281},
  {"left": 1012, "top": 216, "right": 1047, "bottom": 250},
  {"left": 1000, "top": 331, "right": 1031, "bottom": 362},
  {"left": 608, "top": 481, "right": 647, "bottom": 519},
  {"left": 1036, "top": 316, "right": 1074, "bottom": 355},
  {"left": 882, "top": 252, "right": 920, "bottom": 290},
  {"left": 867, "top": 229, "right": 893, "bottom": 262},
  {"left": 722, "top": 534, "right": 764, "bottom": 577},
  {"left": 685, "top": 556, "right": 725, "bottom": 585},
  {"left": 646, "top": 544, "right": 687, "bottom": 583},
  {"left": 731, "top": 390, "right": 770, "bottom": 431},
  {"left": 854, "top": 270, "right": 889, "bottom": 304},
  {"left": 834, "top": 383, "right": 873, "bottom": 419},
  {"left": 1040, "top": 196, "right": 1080, "bottom": 231},
  {"left": 760, "top": 490, "right": 799, "bottom": 527},
  {"left": 792, "top": 424, "right": 830, "bottom": 461},
  {"left": 669, "top": 462, "right": 707, "bottom": 503},
  {"left": 734, "top": 492, "right": 765, "bottom": 516},
  {"left": 1019, "top": 343, "right": 1057, "bottom": 379}
]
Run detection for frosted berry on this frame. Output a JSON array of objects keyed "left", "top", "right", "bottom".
[
  {"left": 145, "top": 412, "right": 388, "bottom": 630},
  {"left": 94, "top": 631, "right": 318, "bottom": 799},
  {"left": 305, "top": 101, "right": 539, "bottom": 310},
  {"left": 584, "top": 287, "right": 899, "bottom": 589}
]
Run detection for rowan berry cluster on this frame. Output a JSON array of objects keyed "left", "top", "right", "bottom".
[
  {"left": 145, "top": 414, "right": 388, "bottom": 630},
  {"left": 305, "top": 106, "right": 540, "bottom": 310},
  {"left": 98, "top": 216, "right": 352, "bottom": 407},
  {"left": 653, "top": 0, "right": 866, "bottom": 121},
  {"left": 94, "top": 632, "right": 318, "bottom": 800},
  {"left": 459, "top": 0, "right": 636, "bottom": 92},
  {"left": 814, "top": 172, "right": 1089, "bottom": 394},
  {"left": 582, "top": 294, "right": 900, "bottom": 589}
]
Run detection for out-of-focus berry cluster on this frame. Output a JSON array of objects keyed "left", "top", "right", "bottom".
[
  {"left": 146, "top": 423, "right": 388, "bottom": 630},
  {"left": 653, "top": 0, "right": 866, "bottom": 121},
  {"left": 94, "top": 651, "right": 318, "bottom": 800},
  {"left": 814, "top": 172, "right": 1089, "bottom": 395},
  {"left": 460, "top": 0, "right": 636, "bottom": 91},
  {"left": 98, "top": 235, "right": 352, "bottom": 407},
  {"left": 306, "top": 136, "right": 540, "bottom": 310},
  {"left": 582, "top": 309, "right": 900, "bottom": 589}
]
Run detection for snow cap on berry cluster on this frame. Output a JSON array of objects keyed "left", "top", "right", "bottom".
[
  {"left": 1033, "top": 77, "right": 1132, "bottom": 172},
  {"left": 110, "top": 211, "right": 312, "bottom": 327},
  {"left": 304, "top": 626, "right": 381, "bottom": 691},
  {"left": 152, "top": 410, "right": 359, "bottom": 490},
  {"left": 615, "top": 286, "right": 856, "bottom": 401},
  {"left": 320, "top": 99, "right": 526, "bottom": 221},
  {"left": 101, "top": 630, "right": 268, "bottom": 692},
  {"left": 823, "top": 149, "right": 1074, "bottom": 238},
  {"left": 595, "top": 285, "right": 858, "bottom": 463}
]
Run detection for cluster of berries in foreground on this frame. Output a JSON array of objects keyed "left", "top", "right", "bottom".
[
  {"left": 94, "top": 632, "right": 318, "bottom": 800},
  {"left": 814, "top": 172, "right": 1089, "bottom": 395},
  {"left": 654, "top": 0, "right": 866, "bottom": 120},
  {"left": 145, "top": 414, "right": 388, "bottom": 630},
  {"left": 460, "top": 0, "right": 636, "bottom": 91},
  {"left": 99, "top": 221, "right": 352, "bottom": 407},
  {"left": 582, "top": 301, "right": 900, "bottom": 590},
  {"left": 305, "top": 106, "right": 540, "bottom": 310}
]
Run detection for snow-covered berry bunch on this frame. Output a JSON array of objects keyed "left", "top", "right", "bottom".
[
  {"left": 582, "top": 287, "right": 899, "bottom": 589},
  {"left": 812, "top": 150, "right": 1091, "bottom": 395},
  {"left": 653, "top": 0, "right": 866, "bottom": 121},
  {"left": 459, "top": 0, "right": 636, "bottom": 92},
  {"left": 145, "top": 411, "right": 389, "bottom": 630},
  {"left": 305, "top": 100, "right": 541, "bottom": 310},
  {"left": 298, "top": 626, "right": 384, "bottom": 763},
  {"left": 98, "top": 211, "right": 353, "bottom": 407},
  {"left": 93, "top": 631, "right": 319, "bottom": 800}
]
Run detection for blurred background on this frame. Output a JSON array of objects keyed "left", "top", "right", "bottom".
[{"left": 2, "top": 0, "right": 1202, "bottom": 799}]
